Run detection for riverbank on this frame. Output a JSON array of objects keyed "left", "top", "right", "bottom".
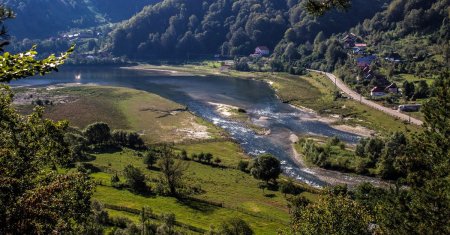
[
  {"left": 13, "top": 85, "right": 224, "bottom": 143},
  {"left": 290, "top": 142, "right": 390, "bottom": 188},
  {"left": 126, "top": 63, "right": 419, "bottom": 135}
]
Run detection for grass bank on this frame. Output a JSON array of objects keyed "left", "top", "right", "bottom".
[{"left": 14, "top": 85, "right": 223, "bottom": 143}]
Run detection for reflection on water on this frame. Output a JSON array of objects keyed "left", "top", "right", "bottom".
[{"left": 12, "top": 67, "right": 361, "bottom": 187}]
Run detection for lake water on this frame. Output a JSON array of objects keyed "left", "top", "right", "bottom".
[{"left": 11, "top": 67, "right": 361, "bottom": 186}]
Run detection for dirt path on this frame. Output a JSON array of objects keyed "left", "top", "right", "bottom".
[
  {"left": 309, "top": 70, "right": 423, "bottom": 126},
  {"left": 291, "top": 143, "right": 391, "bottom": 188}
]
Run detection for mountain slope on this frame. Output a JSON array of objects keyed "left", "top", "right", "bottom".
[
  {"left": 305, "top": 0, "right": 450, "bottom": 75},
  {"left": 109, "top": 0, "right": 390, "bottom": 59},
  {"left": 0, "top": 0, "right": 160, "bottom": 39}
]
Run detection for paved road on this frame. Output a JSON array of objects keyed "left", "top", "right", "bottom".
[{"left": 309, "top": 70, "right": 423, "bottom": 126}]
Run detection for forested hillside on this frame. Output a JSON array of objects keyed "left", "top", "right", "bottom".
[
  {"left": 291, "top": 0, "right": 450, "bottom": 74},
  {"left": 0, "top": 0, "right": 160, "bottom": 39},
  {"left": 109, "top": 0, "right": 390, "bottom": 59}
]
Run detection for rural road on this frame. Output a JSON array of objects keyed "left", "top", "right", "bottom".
[{"left": 309, "top": 70, "right": 423, "bottom": 126}]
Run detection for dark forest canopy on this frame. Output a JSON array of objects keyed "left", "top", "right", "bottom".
[
  {"left": 0, "top": 0, "right": 160, "bottom": 39},
  {"left": 109, "top": 0, "right": 390, "bottom": 59},
  {"left": 278, "top": 0, "right": 450, "bottom": 72}
]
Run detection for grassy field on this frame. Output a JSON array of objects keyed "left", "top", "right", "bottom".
[
  {"left": 86, "top": 142, "right": 317, "bottom": 234},
  {"left": 14, "top": 86, "right": 223, "bottom": 143}
]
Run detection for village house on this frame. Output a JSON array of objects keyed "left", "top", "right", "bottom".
[
  {"left": 342, "top": 33, "right": 357, "bottom": 48},
  {"left": 251, "top": 46, "right": 270, "bottom": 57},
  {"left": 370, "top": 86, "right": 386, "bottom": 97},
  {"left": 386, "top": 83, "right": 399, "bottom": 94}
]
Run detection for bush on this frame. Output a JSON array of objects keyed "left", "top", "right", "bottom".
[
  {"left": 217, "top": 218, "right": 254, "bottom": 235},
  {"left": 111, "top": 130, "right": 145, "bottom": 149},
  {"left": 83, "top": 122, "right": 111, "bottom": 146},
  {"left": 143, "top": 151, "right": 158, "bottom": 169},
  {"left": 123, "top": 165, "right": 147, "bottom": 193},
  {"left": 238, "top": 160, "right": 249, "bottom": 172}
]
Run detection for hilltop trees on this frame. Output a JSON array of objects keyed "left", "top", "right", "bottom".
[{"left": 110, "top": 0, "right": 386, "bottom": 60}]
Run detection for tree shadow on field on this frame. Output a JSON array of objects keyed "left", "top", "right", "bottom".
[{"left": 176, "top": 198, "right": 219, "bottom": 214}]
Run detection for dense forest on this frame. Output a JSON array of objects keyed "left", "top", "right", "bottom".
[
  {"left": 0, "top": 0, "right": 160, "bottom": 39},
  {"left": 294, "top": 0, "right": 450, "bottom": 74},
  {"left": 109, "top": 0, "right": 390, "bottom": 59}
]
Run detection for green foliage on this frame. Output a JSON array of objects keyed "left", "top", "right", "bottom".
[
  {"left": 305, "top": 0, "right": 352, "bottom": 16},
  {"left": 0, "top": 43, "right": 93, "bottom": 235},
  {"left": 0, "top": 45, "right": 74, "bottom": 82},
  {"left": 110, "top": 0, "right": 385, "bottom": 62},
  {"left": 237, "top": 160, "right": 250, "bottom": 172},
  {"left": 156, "top": 145, "right": 188, "bottom": 196},
  {"left": 83, "top": 122, "right": 112, "bottom": 146},
  {"left": 112, "top": 129, "right": 145, "bottom": 149},
  {"left": 250, "top": 154, "right": 281, "bottom": 183},
  {"left": 215, "top": 217, "right": 254, "bottom": 235},
  {"left": 3, "top": 0, "right": 159, "bottom": 39},
  {"left": 290, "top": 194, "right": 372, "bottom": 235},
  {"left": 123, "top": 165, "right": 147, "bottom": 193},
  {"left": 144, "top": 150, "right": 158, "bottom": 169},
  {"left": 280, "top": 179, "right": 304, "bottom": 197}
]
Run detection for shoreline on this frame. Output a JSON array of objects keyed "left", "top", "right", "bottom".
[
  {"left": 290, "top": 143, "right": 390, "bottom": 188},
  {"left": 124, "top": 64, "right": 376, "bottom": 138}
]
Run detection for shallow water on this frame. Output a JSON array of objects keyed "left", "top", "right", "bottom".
[{"left": 11, "top": 67, "right": 361, "bottom": 186}]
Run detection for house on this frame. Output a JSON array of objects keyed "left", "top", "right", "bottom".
[
  {"left": 386, "top": 83, "right": 399, "bottom": 93},
  {"left": 342, "top": 33, "right": 357, "bottom": 48},
  {"left": 352, "top": 47, "right": 365, "bottom": 54},
  {"left": 254, "top": 46, "right": 270, "bottom": 56},
  {"left": 354, "top": 43, "right": 367, "bottom": 48},
  {"left": 370, "top": 86, "right": 386, "bottom": 97},
  {"left": 398, "top": 104, "right": 421, "bottom": 112}
]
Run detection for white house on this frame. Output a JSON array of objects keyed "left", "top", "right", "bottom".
[
  {"left": 371, "top": 86, "right": 386, "bottom": 97},
  {"left": 254, "top": 46, "right": 270, "bottom": 56}
]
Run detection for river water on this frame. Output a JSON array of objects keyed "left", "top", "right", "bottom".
[{"left": 11, "top": 67, "right": 362, "bottom": 187}]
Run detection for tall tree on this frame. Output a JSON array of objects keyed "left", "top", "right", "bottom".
[
  {"left": 157, "top": 145, "right": 188, "bottom": 196},
  {"left": 0, "top": 5, "right": 93, "bottom": 233},
  {"left": 250, "top": 154, "right": 281, "bottom": 184}
]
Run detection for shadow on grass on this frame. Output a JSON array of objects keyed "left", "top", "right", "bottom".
[
  {"left": 176, "top": 197, "right": 219, "bottom": 214},
  {"left": 90, "top": 145, "right": 123, "bottom": 154},
  {"left": 264, "top": 194, "right": 276, "bottom": 198}
]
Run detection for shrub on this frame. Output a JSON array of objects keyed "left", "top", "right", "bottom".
[
  {"left": 123, "top": 165, "right": 147, "bottom": 193},
  {"left": 83, "top": 122, "right": 111, "bottom": 146},
  {"left": 238, "top": 160, "right": 249, "bottom": 172}
]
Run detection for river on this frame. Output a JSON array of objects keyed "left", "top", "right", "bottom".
[{"left": 11, "top": 66, "right": 364, "bottom": 187}]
